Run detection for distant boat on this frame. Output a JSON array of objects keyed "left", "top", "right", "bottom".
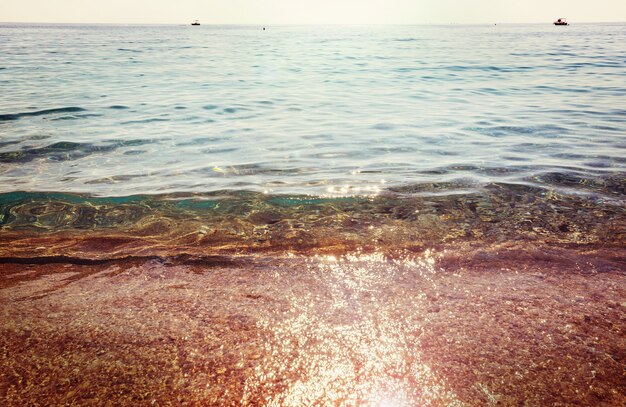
[
  {"left": 553, "top": 18, "right": 569, "bottom": 26},
  {"left": 191, "top": 20, "right": 200, "bottom": 26}
]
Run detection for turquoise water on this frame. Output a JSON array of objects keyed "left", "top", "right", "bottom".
[{"left": 0, "top": 23, "right": 625, "bottom": 198}]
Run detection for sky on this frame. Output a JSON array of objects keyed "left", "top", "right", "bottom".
[{"left": 1, "top": 0, "right": 625, "bottom": 24}]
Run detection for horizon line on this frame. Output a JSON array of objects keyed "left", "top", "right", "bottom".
[{"left": 2, "top": 20, "right": 626, "bottom": 26}]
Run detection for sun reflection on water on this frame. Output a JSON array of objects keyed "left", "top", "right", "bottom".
[
  {"left": 241, "top": 250, "right": 461, "bottom": 406},
  {"left": 324, "top": 183, "right": 383, "bottom": 197}
]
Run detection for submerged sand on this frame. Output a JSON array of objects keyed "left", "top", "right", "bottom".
[{"left": 1, "top": 244, "right": 624, "bottom": 405}]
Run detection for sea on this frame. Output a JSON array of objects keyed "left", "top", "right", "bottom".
[
  {"left": 0, "top": 23, "right": 625, "bottom": 405},
  {"left": 1, "top": 23, "right": 625, "bottom": 198}
]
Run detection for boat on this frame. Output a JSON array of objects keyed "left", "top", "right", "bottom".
[
  {"left": 553, "top": 18, "right": 569, "bottom": 26},
  {"left": 191, "top": 20, "right": 200, "bottom": 26}
]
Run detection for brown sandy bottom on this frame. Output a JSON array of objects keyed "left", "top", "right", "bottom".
[{"left": 1, "top": 245, "right": 625, "bottom": 406}]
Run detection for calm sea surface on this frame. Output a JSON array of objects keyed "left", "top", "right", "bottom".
[{"left": 0, "top": 23, "right": 625, "bottom": 198}]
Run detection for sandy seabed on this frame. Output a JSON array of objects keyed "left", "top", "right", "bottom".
[{"left": 1, "top": 243, "right": 624, "bottom": 406}]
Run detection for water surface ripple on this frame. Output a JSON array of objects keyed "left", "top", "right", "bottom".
[{"left": 1, "top": 23, "right": 625, "bottom": 198}]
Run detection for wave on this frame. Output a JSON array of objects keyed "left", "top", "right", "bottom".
[
  {"left": 0, "top": 182, "right": 623, "bottom": 261},
  {"left": 0, "top": 107, "right": 86, "bottom": 122},
  {"left": 0, "top": 139, "right": 158, "bottom": 163}
]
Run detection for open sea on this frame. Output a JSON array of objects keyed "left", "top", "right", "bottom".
[
  {"left": 1, "top": 23, "right": 625, "bottom": 405},
  {"left": 1, "top": 23, "right": 625, "bottom": 198}
]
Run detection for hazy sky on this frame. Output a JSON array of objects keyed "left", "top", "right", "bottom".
[{"left": 2, "top": 0, "right": 625, "bottom": 24}]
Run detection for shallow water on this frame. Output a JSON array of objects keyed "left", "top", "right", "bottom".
[
  {"left": 1, "top": 248, "right": 625, "bottom": 405},
  {"left": 1, "top": 23, "right": 625, "bottom": 197}
]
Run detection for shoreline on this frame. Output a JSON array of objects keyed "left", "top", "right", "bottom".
[{"left": 1, "top": 185, "right": 624, "bottom": 260}]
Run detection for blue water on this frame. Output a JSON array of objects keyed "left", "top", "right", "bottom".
[{"left": 1, "top": 23, "right": 625, "bottom": 198}]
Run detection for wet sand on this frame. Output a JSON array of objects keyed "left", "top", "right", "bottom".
[{"left": 1, "top": 244, "right": 624, "bottom": 405}]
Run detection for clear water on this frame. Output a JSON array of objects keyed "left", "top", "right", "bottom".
[{"left": 1, "top": 23, "right": 625, "bottom": 198}]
